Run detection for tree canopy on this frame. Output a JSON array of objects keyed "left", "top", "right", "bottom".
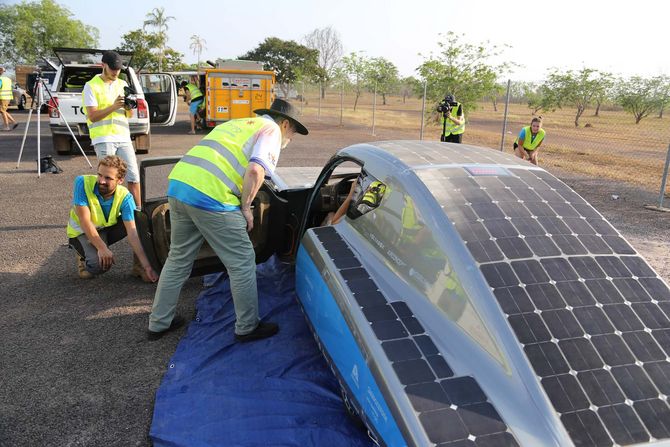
[
  {"left": 541, "top": 67, "right": 601, "bottom": 127},
  {"left": 239, "top": 37, "right": 321, "bottom": 96},
  {"left": 0, "top": 0, "right": 99, "bottom": 65},
  {"left": 616, "top": 76, "right": 665, "bottom": 124},
  {"left": 417, "top": 31, "right": 514, "bottom": 119}
]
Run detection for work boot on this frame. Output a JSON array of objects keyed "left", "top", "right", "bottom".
[
  {"left": 131, "top": 254, "right": 153, "bottom": 283},
  {"left": 235, "top": 321, "right": 279, "bottom": 343},
  {"left": 77, "top": 256, "right": 93, "bottom": 279}
]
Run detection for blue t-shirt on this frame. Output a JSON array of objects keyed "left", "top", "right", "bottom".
[{"left": 72, "top": 176, "right": 136, "bottom": 221}]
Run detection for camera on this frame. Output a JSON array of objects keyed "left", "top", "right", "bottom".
[
  {"left": 123, "top": 86, "right": 138, "bottom": 109},
  {"left": 437, "top": 95, "right": 457, "bottom": 115}
]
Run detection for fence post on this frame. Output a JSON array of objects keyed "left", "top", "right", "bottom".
[
  {"left": 340, "top": 82, "right": 344, "bottom": 126},
  {"left": 420, "top": 81, "right": 427, "bottom": 141},
  {"left": 318, "top": 81, "right": 321, "bottom": 121},
  {"left": 645, "top": 144, "right": 670, "bottom": 212},
  {"left": 500, "top": 79, "right": 511, "bottom": 151},
  {"left": 372, "top": 82, "right": 377, "bottom": 136}
]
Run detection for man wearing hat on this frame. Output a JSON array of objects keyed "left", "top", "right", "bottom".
[
  {"left": 147, "top": 98, "right": 308, "bottom": 341},
  {"left": 82, "top": 50, "right": 142, "bottom": 208}
]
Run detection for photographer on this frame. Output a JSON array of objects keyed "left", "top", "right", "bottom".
[
  {"left": 438, "top": 94, "right": 465, "bottom": 143},
  {"left": 83, "top": 50, "right": 142, "bottom": 208}
]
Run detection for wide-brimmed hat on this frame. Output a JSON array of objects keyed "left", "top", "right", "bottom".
[{"left": 254, "top": 98, "right": 308, "bottom": 135}]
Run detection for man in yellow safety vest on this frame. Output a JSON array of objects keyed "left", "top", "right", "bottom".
[
  {"left": 147, "top": 98, "right": 308, "bottom": 341},
  {"left": 67, "top": 155, "right": 158, "bottom": 283},
  {"left": 0, "top": 67, "right": 18, "bottom": 131},
  {"left": 513, "top": 117, "right": 545, "bottom": 166},
  {"left": 83, "top": 51, "right": 142, "bottom": 207},
  {"left": 439, "top": 94, "right": 465, "bottom": 143},
  {"left": 180, "top": 80, "right": 204, "bottom": 135}
]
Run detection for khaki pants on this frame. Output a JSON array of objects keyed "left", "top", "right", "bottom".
[{"left": 149, "top": 198, "right": 259, "bottom": 334}]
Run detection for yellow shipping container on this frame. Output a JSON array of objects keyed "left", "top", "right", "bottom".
[{"left": 204, "top": 65, "right": 275, "bottom": 127}]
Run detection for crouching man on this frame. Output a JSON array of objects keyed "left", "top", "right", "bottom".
[{"left": 67, "top": 155, "right": 158, "bottom": 282}]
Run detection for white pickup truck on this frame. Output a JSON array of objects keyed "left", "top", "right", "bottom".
[{"left": 48, "top": 48, "right": 178, "bottom": 155}]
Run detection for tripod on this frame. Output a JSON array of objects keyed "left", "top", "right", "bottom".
[{"left": 16, "top": 74, "right": 92, "bottom": 177}]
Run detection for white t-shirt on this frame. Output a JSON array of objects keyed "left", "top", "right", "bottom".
[
  {"left": 244, "top": 115, "right": 283, "bottom": 175},
  {"left": 83, "top": 76, "right": 131, "bottom": 145}
]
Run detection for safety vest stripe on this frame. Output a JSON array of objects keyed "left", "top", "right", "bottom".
[
  {"left": 180, "top": 154, "right": 241, "bottom": 197},
  {"left": 68, "top": 216, "right": 82, "bottom": 233},
  {"left": 88, "top": 118, "right": 130, "bottom": 130},
  {"left": 196, "top": 139, "right": 247, "bottom": 177}
]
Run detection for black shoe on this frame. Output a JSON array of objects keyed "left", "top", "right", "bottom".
[
  {"left": 235, "top": 321, "right": 279, "bottom": 343},
  {"left": 147, "top": 316, "right": 186, "bottom": 341}
]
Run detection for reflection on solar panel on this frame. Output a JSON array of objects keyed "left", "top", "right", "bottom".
[
  {"left": 312, "top": 226, "right": 520, "bottom": 446},
  {"left": 439, "top": 166, "right": 670, "bottom": 446}
]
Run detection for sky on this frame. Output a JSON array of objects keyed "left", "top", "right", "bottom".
[{"left": 9, "top": 0, "right": 670, "bottom": 81}]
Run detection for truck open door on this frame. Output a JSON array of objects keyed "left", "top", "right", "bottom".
[{"left": 139, "top": 73, "right": 177, "bottom": 126}]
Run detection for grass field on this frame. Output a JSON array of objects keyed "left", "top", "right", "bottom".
[{"left": 298, "top": 85, "right": 670, "bottom": 193}]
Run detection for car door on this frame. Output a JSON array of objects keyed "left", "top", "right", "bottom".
[
  {"left": 135, "top": 157, "right": 296, "bottom": 277},
  {"left": 139, "top": 73, "right": 177, "bottom": 126}
]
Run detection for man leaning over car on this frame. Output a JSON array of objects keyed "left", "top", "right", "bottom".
[{"left": 147, "top": 99, "right": 309, "bottom": 342}]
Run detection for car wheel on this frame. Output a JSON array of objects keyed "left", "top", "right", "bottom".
[{"left": 18, "top": 95, "right": 26, "bottom": 110}]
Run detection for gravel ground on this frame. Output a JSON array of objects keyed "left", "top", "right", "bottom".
[{"left": 0, "top": 106, "right": 668, "bottom": 446}]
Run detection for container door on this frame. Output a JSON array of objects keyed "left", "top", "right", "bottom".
[{"left": 139, "top": 73, "right": 177, "bottom": 126}]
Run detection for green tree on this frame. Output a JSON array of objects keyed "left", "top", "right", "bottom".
[
  {"left": 654, "top": 75, "right": 670, "bottom": 119},
  {"left": 398, "top": 76, "right": 421, "bottom": 104},
  {"left": 541, "top": 67, "right": 600, "bottom": 127},
  {"left": 143, "top": 7, "right": 175, "bottom": 72},
  {"left": 366, "top": 57, "right": 399, "bottom": 105},
  {"left": 0, "top": 0, "right": 99, "bottom": 65},
  {"left": 593, "top": 72, "right": 614, "bottom": 117},
  {"left": 525, "top": 83, "right": 554, "bottom": 114},
  {"left": 417, "top": 31, "right": 514, "bottom": 121},
  {"left": 117, "top": 29, "right": 161, "bottom": 72},
  {"left": 239, "top": 37, "right": 320, "bottom": 97},
  {"left": 189, "top": 35, "right": 207, "bottom": 74},
  {"left": 303, "top": 26, "right": 343, "bottom": 98},
  {"left": 339, "top": 52, "right": 370, "bottom": 111},
  {"left": 616, "top": 76, "right": 664, "bottom": 124}
]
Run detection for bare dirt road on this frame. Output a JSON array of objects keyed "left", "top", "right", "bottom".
[{"left": 0, "top": 105, "right": 667, "bottom": 446}]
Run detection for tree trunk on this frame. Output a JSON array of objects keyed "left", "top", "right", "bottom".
[
  {"left": 353, "top": 91, "right": 360, "bottom": 111},
  {"left": 659, "top": 106, "right": 665, "bottom": 119},
  {"left": 402, "top": 93, "right": 406, "bottom": 104},
  {"left": 574, "top": 107, "right": 584, "bottom": 127},
  {"left": 594, "top": 101, "right": 601, "bottom": 116},
  {"left": 492, "top": 98, "right": 498, "bottom": 112},
  {"left": 635, "top": 114, "right": 643, "bottom": 124},
  {"left": 382, "top": 94, "right": 386, "bottom": 106},
  {"left": 321, "top": 85, "right": 326, "bottom": 99}
]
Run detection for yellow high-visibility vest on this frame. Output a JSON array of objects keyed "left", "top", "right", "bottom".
[
  {"left": 82, "top": 75, "right": 130, "bottom": 144},
  {"left": 168, "top": 117, "right": 271, "bottom": 206},
  {"left": 442, "top": 102, "right": 465, "bottom": 136},
  {"left": 0, "top": 76, "right": 13, "bottom": 101},
  {"left": 67, "top": 175, "right": 129, "bottom": 238},
  {"left": 185, "top": 83, "right": 203, "bottom": 101},
  {"left": 515, "top": 126, "right": 545, "bottom": 151}
]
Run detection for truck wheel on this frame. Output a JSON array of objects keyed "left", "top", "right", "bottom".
[
  {"left": 134, "top": 133, "right": 151, "bottom": 154},
  {"left": 52, "top": 134, "right": 71, "bottom": 155}
]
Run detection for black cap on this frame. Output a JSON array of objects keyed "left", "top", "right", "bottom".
[
  {"left": 254, "top": 98, "right": 308, "bottom": 135},
  {"left": 101, "top": 50, "right": 123, "bottom": 70},
  {"left": 445, "top": 94, "right": 455, "bottom": 102}
]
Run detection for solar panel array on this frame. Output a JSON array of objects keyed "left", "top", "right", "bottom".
[
  {"left": 311, "top": 226, "right": 520, "bottom": 446},
  {"left": 419, "top": 166, "right": 670, "bottom": 447}
]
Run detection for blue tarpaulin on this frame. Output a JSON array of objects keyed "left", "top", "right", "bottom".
[{"left": 149, "top": 257, "right": 373, "bottom": 447}]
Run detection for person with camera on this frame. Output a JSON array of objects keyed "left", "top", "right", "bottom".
[
  {"left": 180, "top": 80, "right": 204, "bottom": 135},
  {"left": 513, "top": 117, "right": 545, "bottom": 166},
  {"left": 83, "top": 50, "right": 141, "bottom": 208},
  {"left": 0, "top": 67, "right": 19, "bottom": 131},
  {"left": 438, "top": 94, "right": 465, "bottom": 143},
  {"left": 67, "top": 155, "right": 158, "bottom": 283},
  {"left": 147, "top": 98, "right": 308, "bottom": 342}
]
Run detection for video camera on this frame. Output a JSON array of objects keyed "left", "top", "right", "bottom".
[
  {"left": 437, "top": 95, "right": 458, "bottom": 115},
  {"left": 123, "top": 86, "right": 138, "bottom": 109}
]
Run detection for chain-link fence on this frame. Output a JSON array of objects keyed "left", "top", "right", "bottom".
[{"left": 293, "top": 80, "right": 670, "bottom": 208}]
